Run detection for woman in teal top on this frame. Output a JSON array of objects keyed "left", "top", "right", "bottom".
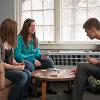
[
  {"left": 14, "top": 18, "right": 57, "bottom": 94},
  {"left": 14, "top": 18, "right": 54, "bottom": 70},
  {"left": 14, "top": 34, "right": 41, "bottom": 64}
]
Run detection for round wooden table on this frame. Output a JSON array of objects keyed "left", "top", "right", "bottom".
[{"left": 32, "top": 66, "right": 76, "bottom": 100}]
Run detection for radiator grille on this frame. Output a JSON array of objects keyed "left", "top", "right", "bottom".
[{"left": 49, "top": 52, "right": 100, "bottom": 66}]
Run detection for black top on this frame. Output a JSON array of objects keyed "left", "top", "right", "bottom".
[{"left": 4, "top": 48, "right": 13, "bottom": 64}]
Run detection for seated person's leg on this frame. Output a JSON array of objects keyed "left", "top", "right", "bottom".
[
  {"left": 5, "top": 69, "right": 28, "bottom": 100},
  {"left": 22, "top": 69, "right": 31, "bottom": 98},
  {"left": 40, "top": 58, "right": 54, "bottom": 69},
  {"left": 23, "top": 60, "right": 35, "bottom": 72},
  {"left": 39, "top": 58, "right": 57, "bottom": 94},
  {"left": 23, "top": 62, "right": 41, "bottom": 97},
  {"left": 72, "top": 63, "right": 100, "bottom": 100}
]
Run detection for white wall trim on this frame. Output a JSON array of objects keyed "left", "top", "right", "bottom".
[{"left": 40, "top": 44, "right": 96, "bottom": 50}]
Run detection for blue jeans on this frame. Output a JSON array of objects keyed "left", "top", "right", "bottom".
[
  {"left": 36, "top": 58, "right": 54, "bottom": 69},
  {"left": 23, "top": 60, "right": 35, "bottom": 72},
  {"left": 23, "top": 60, "right": 36, "bottom": 97},
  {"left": 5, "top": 60, "right": 34, "bottom": 100},
  {"left": 21, "top": 69, "right": 31, "bottom": 99},
  {"left": 24, "top": 58, "right": 54, "bottom": 90},
  {"left": 5, "top": 69, "right": 29, "bottom": 100},
  {"left": 24, "top": 58, "right": 54, "bottom": 86},
  {"left": 23, "top": 58, "right": 54, "bottom": 70},
  {"left": 36, "top": 58, "right": 54, "bottom": 88}
]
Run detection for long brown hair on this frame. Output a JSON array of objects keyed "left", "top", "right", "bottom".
[
  {"left": 0, "top": 18, "right": 17, "bottom": 48},
  {"left": 19, "top": 18, "right": 38, "bottom": 48}
]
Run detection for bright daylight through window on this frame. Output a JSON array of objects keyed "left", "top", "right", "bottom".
[{"left": 17, "top": 0, "right": 100, "bottom": 43}]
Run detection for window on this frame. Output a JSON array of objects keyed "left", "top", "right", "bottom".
[
  {"left": 16, "top": 0, "right": 100, "bottom": 43},
  {"left": 61, "top": 0, "right": 100, "bottom": 42},
  {"left": 19, "top": 0, "right": 55, "bottom": 42}
]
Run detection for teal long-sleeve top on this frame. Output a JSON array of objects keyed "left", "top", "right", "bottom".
[{"left": 14, "top": 35, "right": 41, "bottom": 63}]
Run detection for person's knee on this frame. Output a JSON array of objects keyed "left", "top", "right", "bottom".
[
  {"left": 77, "top": 63, "right": 90, "bottom": 71},
  {"left": 23, "top": 69, "right": 31, "bottom": 80},
  {"left": 77, "top": 63, "right": 82, "bottom": 68},
  {"left": 18, "top": 72, "right": 28, "bottom": 86},
  {"left": 23, "top": 60, "right": 35, "bottom": 72},
  {"left": 46, "top": 58, "right": 54, "bottom": 68}
]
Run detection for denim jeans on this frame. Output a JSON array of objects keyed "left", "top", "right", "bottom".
[
  {"left": 23, "top": 60, "right": 36, "bottom": 97},
  {"left": 23, "top": 60, "right": 35, "bottom": 72},
  {"left": 37, "top": 58, "right": 54, "bottom": 69},
  {"left": 5, "top": 69, "right": 29, "bottom": 100},
  {"left": 37, "top": 58, "right": 54, "bottom": 88},
  {"left": 5, "top": 59, "right": 35, "bottom": 100}
]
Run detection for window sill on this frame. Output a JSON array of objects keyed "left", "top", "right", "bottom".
[{"left": 40, "top": 41, "right": 100, "bottom": 45}]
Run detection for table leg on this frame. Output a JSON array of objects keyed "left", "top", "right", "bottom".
[
  {"left": 68, "top": 80, "right": 73, "bottom": 100},
  {"left": 41, "top": 81, "right": 47, "bottom": 100},
  {"left": 68, "top": 80, "right": 71, "bottom": 90},
  {"left": 33, "top": 79, "right": 38, "bottom": 97}
]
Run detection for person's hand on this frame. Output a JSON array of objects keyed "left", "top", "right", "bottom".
[
  {"left": 14, "top": 61, "right": 25, "bottom": 66},
  {"left": 18, "top": 61, "right": 25, "bottom": 65},
  {"left": 69, "top": 69, "right": 76, "bottom": 75},
  {"left": 14, "top": 64, "right": 25, "bottom": 70},
  {"left": 35, "top": 60, "right": 41, "bottom": 67},
  {"left": 86, "top": 56, "right": 99, "bottom": 64},
  {"left": 41, "top": 55, "right": 48, "bottom": 60}
]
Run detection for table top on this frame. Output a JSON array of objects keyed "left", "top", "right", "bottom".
[{"left": 32, "top": 66, "right": 76, "bottom": 81}]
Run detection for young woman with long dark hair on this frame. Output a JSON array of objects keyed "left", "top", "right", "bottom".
[{"left": 14, "top": 18, "right": 57, "bottom": 94}]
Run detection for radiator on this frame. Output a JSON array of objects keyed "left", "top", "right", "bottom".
[{"left": 48, "top": 51, "right": 100, "bottom": 66}]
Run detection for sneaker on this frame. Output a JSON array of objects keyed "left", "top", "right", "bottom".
[
  {"left": 46, "top": 88, "right": 57, "bottom": 94},
  {"left": 23, "top": 99, "right": 29, "bottom": 100},
  {"left": 28, "top": 91, "right": 41, "bottom": 98},
  {"left": 63, "top": 89, "right": 72, "bottom": 94}
]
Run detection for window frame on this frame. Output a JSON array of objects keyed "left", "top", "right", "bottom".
[{"left": 15, "top": 0, "right": 100, "bottom": 45}]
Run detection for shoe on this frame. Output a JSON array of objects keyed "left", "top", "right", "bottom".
[
  {"left": 28, "top": 91, "right": 41, "bottom": 98},
  {"left": 46, "top": 88, "right": 57, "bottom": 94},
  {"left": 23, "top": 99, "right": 29, "bottom": 100},
  {"left": 63, "top": 89, "right": 72, "bottom": 94}
]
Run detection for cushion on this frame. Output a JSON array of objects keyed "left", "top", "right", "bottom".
[{"left": 0, "top": 63, "right": 5, "bottom": 90}]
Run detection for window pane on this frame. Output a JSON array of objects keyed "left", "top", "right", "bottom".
[
  {"left": 36, "top": 26, "right": 44, "bottom": 41},
  {"left": 61, "top": 0, "right": 100, "bottom": 42},
  {"left": 62, "top": 9, "right": 74, "bottom": 25},
  {"left": 62, "top": 26, "right": 73, "bottom": 41},
  {"left": 75, "top": 8, "right": 87, "bottom": 24},
  {"left": 32, "top": 0, "right": 43, "bottom": 10},
  {"left": 44, "top": 10, "right": 54, "bottom": 25},
  {"left": 75, "top": 0, "right": 87, "bottom": 7},
  {"left": 88, "top": 0, "right": 100, "bottom": 7},
  {"left": 62, "top": 0, "right": 74, "bottom": 8},
  {"left": 44, "top": 26, "right": 55, "bottom": 41},
  {"left": 32, "top": 11, "right": 43, "bottom": 25},
  {"left": 21, "top": 0, "right": 31, "bottom": 11},
  {"left": 20, "top": 0, "right": 55, "bottom": 42},
  {"left": 75, "top": 25, "right": 88, "bottom": 41},
  {"left": 21, "top": 11, "right": 31, "bottom": 25},
  {"left": 88, "top": 8, "right": 100, "bottom": 20},
  {"left": 44, "top": 0, "right": 54, "bottom": 9}
]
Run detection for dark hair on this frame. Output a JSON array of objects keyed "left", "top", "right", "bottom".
[
  {"left": 83, "top": 18, "right": 100, "bottom": 30},
  {"left": 19, "top": 18, "right": 38, "bottom": 48},
  {"left": 0, "top": 18, "right": 17, "bottom": 48}
]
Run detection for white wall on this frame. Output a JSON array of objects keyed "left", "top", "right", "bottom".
[
  {"left": 0, "top": 0, "right": 15, "bottom": 23},
  {"left": 40, "top": 43, "right": 96, "bottom": 50}
]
